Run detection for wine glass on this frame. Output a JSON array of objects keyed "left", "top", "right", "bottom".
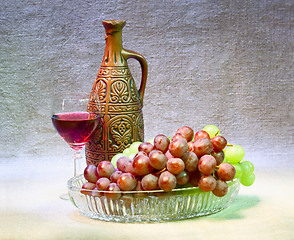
[{"left": 51, "top": 91, "right": 101, "bottom": 183}]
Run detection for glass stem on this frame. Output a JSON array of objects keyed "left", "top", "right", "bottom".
[{"left": 73, "top": 148, "right": 83, "bottom": 176}]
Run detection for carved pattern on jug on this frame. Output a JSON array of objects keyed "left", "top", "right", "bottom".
[
  {"left": 94, "top": 79, "right": 107, "bottom": 102},
  {"left": 135, "top": 112, "right": 144, "bottom": 141},
  {"left": 130, "top": 79, "right": 140, "bottom": 102},
  {"left": 108, "top": 115, "right": 133, "bottom": 153},
  {"left": 110, "top": 79, "right": 129, "bottom": 103}
]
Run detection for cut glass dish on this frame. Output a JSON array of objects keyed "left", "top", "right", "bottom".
[{"left": 68, "top": 174, "right": 240, "bottom": 222}]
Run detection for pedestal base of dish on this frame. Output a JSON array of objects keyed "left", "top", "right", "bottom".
[{"left": 68, "top": 175, "right": 240, "bottom": 223}]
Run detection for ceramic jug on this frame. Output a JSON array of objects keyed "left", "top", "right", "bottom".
[{"left": 86, "top": 20, "right": 148, "bottom": 166}]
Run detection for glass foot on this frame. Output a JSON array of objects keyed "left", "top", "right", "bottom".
[{"left": 60, "top": 192, "right": 69, "bottom": 200}]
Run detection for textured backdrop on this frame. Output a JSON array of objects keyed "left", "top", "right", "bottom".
[{"left": 0, "top": 0, "right": 293, "bottom": 168}]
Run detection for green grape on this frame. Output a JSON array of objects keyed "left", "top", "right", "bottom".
[
  {"left": 129, "top": 141, "right": 142, "bottom": 154},
  {"left": 123, "top": 147, "right": 131, "bottom": 156},
  {"left": 240, "top": 161, "right": 254, "bottom": 176},
  {"left": 222, "top": 156, "right": 228, "bottom": 163},
  {"left": 203, "top": 125, "right": 220, "bottom": 138},
  {"left": 231, "top": 162, "right": 242, "bottom": 178},
  {"left": 240, "top": 173, "right": 255, "bottom": 186},
  {"left": 111, "top": 153, "right": 127, "bottom": 168},
  {"left": 224, "top": 145, "right": 245, "bottom": 163}
]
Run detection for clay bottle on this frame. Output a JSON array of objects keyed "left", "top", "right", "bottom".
[{"left": 86, "top": 20, "right": 148, "bottom": 166}]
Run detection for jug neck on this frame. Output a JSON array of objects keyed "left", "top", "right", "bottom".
[{"left": 101, "top": 20, "right": 127, "bottom": 66}]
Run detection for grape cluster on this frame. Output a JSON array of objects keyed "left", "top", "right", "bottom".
[{"left": 81, "top": 125, "right": 255, "bottom": 198}]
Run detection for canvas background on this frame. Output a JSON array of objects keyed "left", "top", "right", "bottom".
[{"left": 0, "top": 0, "right": 293, "bottom": 169}]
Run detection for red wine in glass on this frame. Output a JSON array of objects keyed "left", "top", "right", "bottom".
[{"left": 52, "top": 112, "right": 99, "bottom": 150}]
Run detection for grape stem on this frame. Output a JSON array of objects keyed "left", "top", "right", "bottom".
[{"left": 154, "top": 168, "right": 166, "bottom": 177}]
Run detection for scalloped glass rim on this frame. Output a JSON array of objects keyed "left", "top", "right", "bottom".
[{"left": 68, "top": 174, "right": 240, "bottom": 222}]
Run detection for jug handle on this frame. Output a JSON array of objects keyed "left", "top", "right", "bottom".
[{"left": 122, "top": 49, "right": 148, "bottom": 105}]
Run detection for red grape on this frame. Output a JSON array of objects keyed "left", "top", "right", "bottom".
[
  {"left": 166, "top": 157, "right": 185, "bottom": 175},
  {"left": 105, "top": 183, "right": 121, "bottom": 199},
  {"left": 172, "top": 133, "right": 186, "bottom": 141},
  {"left": 169, "top": 138, "right": 188, "bottom": 158},
  {"left": 134, "top": 151, "right": 148, "bottom": 157},
  {"left": 198, "top": 155, "right": 217, "bottom": 175},
  {"left": 132, "top": 154, "right": 153, "bottom": 176},
  {"left": 97, "top": 161, "right": 115, "bottom": 178},
  {"left": 211, "top": 135, "right": 227, "bottom": 152},
  {"left": 134, "top": 179, "right": 143, "bottom": 191},
  {"left": 149, "top": 149, "right": 168, "bottom": 170},
  {"left": 91, "top": 188, "right": 101, "bottom": 197},
  {"left": 194, "top": 130, "right": 210, "bottom": 141},
  {"left": 138, "top": 142, "right": 155, "bottom": 155},
  {"left": 81, "top": 182, "right": 96, "bottom": 195},
  {"left": 158, "top": 171, "right": 177, "bottom": 192},
  {"left": 141, "top": 174, "right": 159, "bottom": 190},
  {"left": 188, "top": 170, "right": 201, "bottom": 187},
  {"left": 117, "top": 173, "right": 137, "bottom": 191},
  {"left": 193, "top": 138, "right": 213, "bottom": 157},
  {"left": 124, "top": 159, "right": 136, "bottom": 175},
  {"left": 182, "top": 151, "right": 198, "bottom": 172},
  {"left": 109, "top": 170, "right": 123, "bottom": 183},
  {"left": 165, "top": 150, "right": 174, "bottom": 160},
  {"left": 211, "top": 150, "right": 225, "bottom": 165},
  {"left": 216, "top": 162, "right": 236, "bottom": 181},
  {"left": 116, "top": 156, "right": 131, "bottom": 172},
  {"left": 96, "top": 177, "right": 111, "bottom": 190},
  {"left": 188, "top": 141, "right": 194, "bottom": 152},
  {"left": 212, "top": 179, "right": 228, "bottom": 197},
  {"left": 176, "top": 170, "right": 189, "bottom": 185},
  {"left": 84, "top": 165, "right": 99, "bottom": 183},
  {"left": 176, "top": 126, "right": 194, "bottom": 142},
  {"left": 154, "top": 134, "right": 170, "bottom": 153},
  {"left": 198, "top": 175, "right": 217, "bottom": 192}
]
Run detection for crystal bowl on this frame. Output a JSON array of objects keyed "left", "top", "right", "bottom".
[{"left": 67, "top": 174, "right": 240, "bottom": 222}]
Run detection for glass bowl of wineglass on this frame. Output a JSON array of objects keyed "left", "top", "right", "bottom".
[{"left": 51, "top": 92, "right": 101, "bottom": 198}]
